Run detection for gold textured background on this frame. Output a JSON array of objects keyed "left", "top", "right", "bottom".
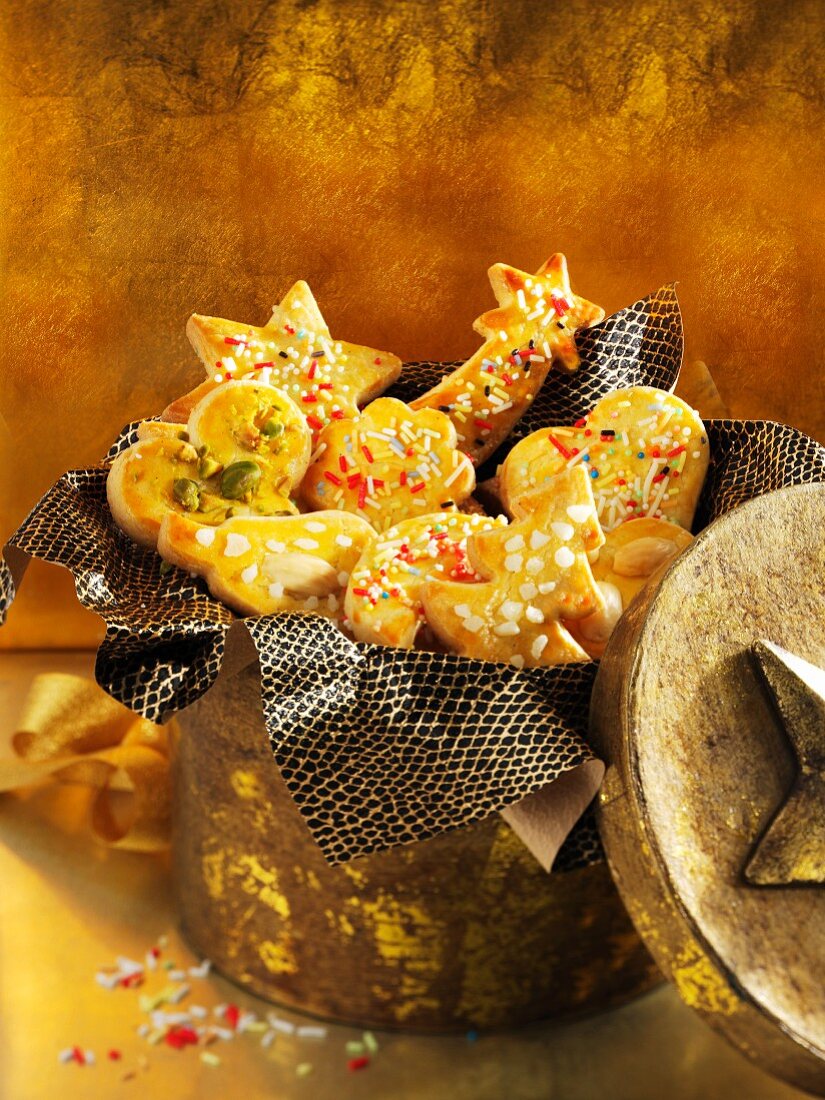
[{"left": 1, "top": 0, "right": 823, "bottom": 647}]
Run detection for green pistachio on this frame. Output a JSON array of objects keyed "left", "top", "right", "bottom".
[
  {"left": 221, "top": 460, "right": 261, "bottom": 500},
  {"left": 159, "top": 559, "right": 173, "bottom": 576},
  {"left": 262, "top": 417, "right": 283, "bottom": 438},
  {"left": 198, "top": 454, "right": 223, "bottom": 479},
  {"left": 173, "top": 477, "right": 200, "bottom": 511}
]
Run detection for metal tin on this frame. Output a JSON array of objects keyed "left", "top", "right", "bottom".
[{"left": 173, "top": 650, "right": 659, "bottom": 1031}]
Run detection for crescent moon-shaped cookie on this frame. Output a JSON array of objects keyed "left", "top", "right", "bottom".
[
  {"left": 345, "top": 512, "right": 509, "bottom": 648},
  {"left": 158, "top": 511, "right": 376, "bottom": 618},
  {"left": 500, "top": 387, "right": 710, "bottom": 532},
  {"left": 566, "top": 517, "right": 694, "bottom": 658},
  {"left": 107, "top": 380, "right": 310, "bottom": 549}
]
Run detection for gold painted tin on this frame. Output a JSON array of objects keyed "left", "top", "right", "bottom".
[{"left": 172, "top": 643, "right": 659, "bottom": 1031}]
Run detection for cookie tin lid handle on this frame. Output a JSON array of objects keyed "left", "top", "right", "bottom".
[{"left": 590, "top": 482, "right": 825, "bottom": 1096}]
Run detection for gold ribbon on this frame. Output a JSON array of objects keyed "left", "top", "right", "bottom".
[{"left": 0, "top": 673, "right": 173, "bottom": 851}]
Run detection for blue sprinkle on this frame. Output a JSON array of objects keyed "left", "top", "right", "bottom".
[
  {"left": 637, "top": 451, "right": 645, "bottom": 459},
  {"left": 582, "top": 454, "right": 590, "bottom": 462},
  {"left": 297, "top": 329, "right": 305, "bottom": 338},
  {"left": 590, "top": 469, "right": 599, "bottom": 479},
  {"left": 381, "top": 591, "right": 390, "bottom": 599},
  {"left": 466, "top": 1030, "right": 478, "bottom": 1043}
]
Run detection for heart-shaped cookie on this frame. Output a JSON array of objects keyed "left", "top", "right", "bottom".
[
  {"left": 158, "top": 511, "right": 375, "bottom": 618},
  {"left": 411, "top": 254, "right": 604, "bottom": 465},
  {"left": 566, "top": 517, "right": 694, "bottom": 658},
  {"left": 107, "top": 380, "right": 311, "bottom": 548},
  {"left": 345, "top": 511, "right": 509, "bottom": 648},
  {"left": 184, "top": 281, "right": 402, "bottom": 444},
  {"left": 500, "top": 386, "right": 709, "bottom": 532},
  {"left": 421, "top": 465, "right": 604, "bottom": 668},
  {"left": 300, "top": 397, "right": 476, "bottom": 532}
]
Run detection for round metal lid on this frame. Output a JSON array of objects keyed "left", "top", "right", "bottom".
[{"left": 590, "top": 482, "right": 825, "bottom": 1095}]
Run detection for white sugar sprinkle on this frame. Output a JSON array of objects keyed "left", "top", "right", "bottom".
[
  {"left": 224, "top": 533, "right": 252, "bottom": 557},
  {"left": 195, "top": 527, "right": 216, "bottom": 547},
  {"left": 554, "top": 546, "right": 575, "bottom": 568}
]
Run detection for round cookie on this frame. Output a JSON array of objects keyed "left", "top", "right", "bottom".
[{"left": 107, "top": 380, "right": 310, "bottom": 549}]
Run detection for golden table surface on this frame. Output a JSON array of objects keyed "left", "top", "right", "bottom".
[{"left": 0, "top": 649, "right": 809, "bottom": 1100}]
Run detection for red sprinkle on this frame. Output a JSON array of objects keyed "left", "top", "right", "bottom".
[
  {"left": 410, "top": 482, "right": 426, "bottom": 494},
  {"left": 339, "top": 455, "right": 348, "bottom": 473},
  {"left": 71, "top": 1047, "right": 86, "bottom": 1065},
  {"left": 652, "top": 472, "right": 667, "bottom": 483},
  {"left": 348, "top": 1056, "right": 371, "bottom": 1072},
  {"left": 150, "top": 947, "right": 161, "bottom": 959},
  {"left": 361, "top": 445, "right": 374, "bottom": 463},
  {"left": 352, "top": 588, "right": 369, "bottom": 597},
  {"left": 318, "top": 382, "right": 333, "bottom": 390},
  {"left": 357, "top": 482, "right": 368, "bottom": 509},
  {"left": 302, "top": 394, "right": 318, "bottom": 403},
  {"left": 551, "top": 294, "right": 570, "bottom": 316},
  {"left": 474, "top": 419, "right": 493, "bottom": 430},
  {"left": 306, "top": 414, "right": 324, "bottom": 432},
  {"left": 584, "top": 429, "right": 592, "bottom": 437},
  {"left": 225, "top": 1004, "right": 240, "bottom": 1030},
  {"left": 331, "top": 409, "right": 345, "bottom": 420},
  {"left": 373, "top": 478, "right": 385, "bottom": 488},
  {"left": 574, "top": 418, "right": 587, "bottom": 428},
  {"left": 501, "top": 373, "right": 514, "bottom": 385},
  {"left": 547, "top": 434, "right": 572, "bottom": 460},
  {"left": 308, "top": 362, "right": 317, "bottom": 380},
  {"left": 284, "top": 325, "right": 295, "bottom": 335},
  {"left": 667, "top": 444, "right": 686, "bottom": 458},
  {"left": 254, "top": 360, "right": 274, "bottom": 369},
  {"left": 374, "top": 357, "right": 382, "bottom": 364},
  {"left": 399, "top": 471, "right": 407, "bottom": 486},
  {"left": 324, "top": 472, "right": 342, "bottom": 486},
  {"left": 347, "top": 473, "right": 362, "bottom": 489},
  {"left": 165, "top": 1026, "right": 198, "bottom": 1050},
  {"left": 224, "top": 336, "right": 245, "bottom": 346},
  {"left": 108, "top": 1050, "right": 122, "bottom": 1062}
]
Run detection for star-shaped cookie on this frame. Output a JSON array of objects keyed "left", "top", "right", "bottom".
[
  {"left": 745, "top": 640, "right": 825, "bottom": 885},
  {"left": 184, "top": 281, "right": 402, "bottom": 443},
  {"left": 411, "top": 254, "right": 604, "bottom": 464}
]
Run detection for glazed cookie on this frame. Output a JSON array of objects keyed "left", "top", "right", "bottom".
[
  {"left": 345, "top": 512, "right": 509, "bottom": 648},
  {"left": 566, "top": 517, "right": 694, "bottom": 658},
  {"left": 411, "top": 254, "right": 604, "bottom": 464},
  {"left": 185, "top": 281, "right": 402, "bottom": 444},
  {"left": 107, "top": 380, "right": 310, "bottom": 548},
  {"left": 421, "top": 465, "right": 605, "bottom": 668},
  {"left": 300, "top": 397, "right": 476, "bottom": 532},
  {"left": 500, "top": 387, "right": 710, "bottom": 532},
  {"left": 158, "top": 511, "right": 375, "bottom": 618}
]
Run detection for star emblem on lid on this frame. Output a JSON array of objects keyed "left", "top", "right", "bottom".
[{"left": 745, "top": 640, "right": 825, "bottom": 886}]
